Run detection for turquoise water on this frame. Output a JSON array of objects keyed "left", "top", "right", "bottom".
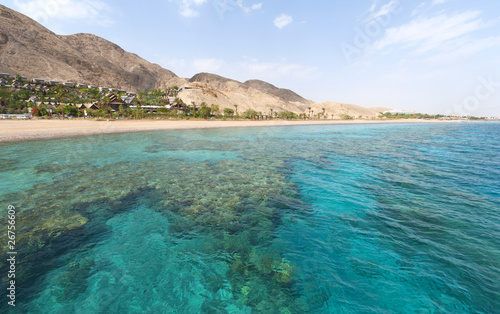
[{"left": 1, "top": 122, "right": 499, "bottom": 313}]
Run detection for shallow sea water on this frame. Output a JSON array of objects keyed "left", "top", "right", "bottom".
[{"left": 0, "top": 122, "right": 499, "bottom": 313}]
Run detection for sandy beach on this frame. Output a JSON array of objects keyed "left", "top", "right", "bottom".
[{"left": 0, "top": 119, "right": 468, "bottom": 142}]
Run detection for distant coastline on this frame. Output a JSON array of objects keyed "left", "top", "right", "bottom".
[{"left": 0, "top": 119, "right": 480, "bottom": 143}]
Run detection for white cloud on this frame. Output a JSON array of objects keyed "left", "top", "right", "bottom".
[
  {"left": 412, "top": 0, "right": 449, "bottom": 16},
  {"left": 426, "top": 36, "right": 500, "bottom": 64},
  {"left": 236, "top": 0, "right": 262, "bottom": 13},
  {"left": 411, "top": 2, "right": 426, "bottom": 16},
  {"left": 171, "top": 0, "right": 207, "bottom": 18},
  {"left": 369, "top": 10, "right": 495, "bottom": 58},
  {"left": 364, "top": 10, "right": 500, "bottom": 65},
  {"left": 251, "top": 3, "right": 262, "bottom": 10},
  {"left": 192, "top": 58, "right": 224, "bottom": 72},
  {"left": 13, "top": 0, "right": 114, "bottom": 26},
  {"left": 274, "top": 14, "right": 293, "bottom": 29},
  {"left": 366, "top": 0, "right": 400, "bottom": 21}
]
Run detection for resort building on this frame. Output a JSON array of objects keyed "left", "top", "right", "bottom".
[
  {"left": 76, "top": 103, "right": 99, "bottom": 110},
  {"left": 32, "top": 78, "right": 45, "bottom": 85},
  {"left": 0, "top": 114, "right": 31, "bottom": 119},
  {"left": 179, "top": 84, "right": 201, "bottom": 92}
]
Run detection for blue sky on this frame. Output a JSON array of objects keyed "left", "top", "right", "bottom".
[{"left": 5, "top": 0, "right": 500, "bottom": 116}]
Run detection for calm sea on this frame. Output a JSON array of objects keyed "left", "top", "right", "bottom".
[{"left": 0, "top": 122, "right": 499, "bottom": 313}]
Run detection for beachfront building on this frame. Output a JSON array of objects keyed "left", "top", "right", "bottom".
[
  {"left": 32, "top": 78, "right": 45, "bottom": 85},
  {"left": 76, "top": 103, "right": 99, "bottom": 110},
  {"left": 169, "top": 102, "right": 190, "bottom": 113},
  {"left": 108, "top": 100, "right": 129, "bottom": 111},
  {"left": 179, "top": 84, "right": 201, "bottom": 92},
  {"left": 0, "top": 73, "right": 10, "bottom": 79},
  {"left": 129, "top": 105, "right": 168, "bottom": 113},
  {"left": 0, "top": 114, "right": 31, "bottom": 119},
  {"left": 120, "top": 96, "right": 135, "bottom": 105}
]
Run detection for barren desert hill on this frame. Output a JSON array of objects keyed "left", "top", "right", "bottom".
[
  {"left": 0, "top": 4, "right": 181, "bottom": 92},
  {"left": 311, "top": 102, "right": 391, "bottom": 119},
  {"left": 179, "top": 72, "right": 310, "bottom": 114},
  {"left": 244, "top": 79, "right": 314, "bottom": 107}
]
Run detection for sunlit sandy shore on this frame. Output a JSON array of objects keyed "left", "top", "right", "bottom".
[{"left": 0, "top": 119, "right": 471, "bottom": 142}]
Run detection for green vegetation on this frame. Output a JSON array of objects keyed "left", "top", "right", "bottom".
[
  {"left": 379, "top": 112, "right": 485, "bottom": 120},
  {"left": 3, "top": 74, "right": 485, "bottom": 121}
]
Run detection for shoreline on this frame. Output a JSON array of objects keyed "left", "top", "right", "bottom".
[{"left": 0, "top": 119, "right": 474, "bottom": 143}]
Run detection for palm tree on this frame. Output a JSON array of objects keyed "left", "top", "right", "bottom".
[
  {"left": 311, "top": 109, "right": 314, "bottom": 119},
  {"left": 101, "top": 95, "right": 111, "bottom": 119},
  {"left": 199, "top": 103, "right": 211, "bottom": 119},
  {"left": 322, "top": 108, "right": 326, "bottom": 119},
  {"left": 191, "top": 101, "right": 197, "bottom": 118},
  {"left": 211, "top": 104, "right": 220, "bottom": 117},
  {"left": 234, "top": 104, "right": 238, "bottom": 117},
  {"left": 55, "top": 88, "right": 66, "bottom": 119},
  {"left": 308, "top": 107, "right": 311, "bottom": 119},
  {"left": 270, "top": 108, "right": 273, "bottom": 119}
]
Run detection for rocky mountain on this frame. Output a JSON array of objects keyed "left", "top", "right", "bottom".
[
  {"left": 0, "top": 4, "right": 390, "bottom": 116},
  {"left": 244, "top": 80, "right": 314, "bottom": 106},
  {"left": 178, "top": 72, "right": 311, "bottom": 114},
  {"left": 0, "top": 4, "right": 182, "bottom": 92}
]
